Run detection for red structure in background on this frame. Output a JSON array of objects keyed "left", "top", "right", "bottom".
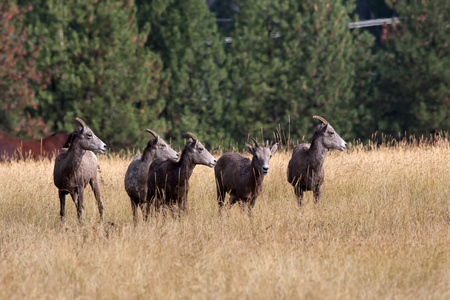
[{"left": 0, "top": 133, "right": 70, "bottom": 161}]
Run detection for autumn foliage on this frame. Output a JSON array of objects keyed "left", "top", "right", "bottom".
[{"left": 0, "top": 3, "right": 47, "bottom": 137}]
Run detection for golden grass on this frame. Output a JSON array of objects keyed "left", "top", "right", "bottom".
[{"left": 0, "top": 140, "right": 449, "bottom": 299}]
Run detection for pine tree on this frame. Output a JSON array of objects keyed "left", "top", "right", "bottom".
[
  {"left": 368, "top": 0, "right": 450, "bottom": 137},
  {"left": 22, "top": 0, "right": 164, "bottom": 149},
  {"left": 150, "top": 0, "right": 229, "bottom": 147},
  {"left": 226, "top": 1, "right": 372, "bottom": 145}
]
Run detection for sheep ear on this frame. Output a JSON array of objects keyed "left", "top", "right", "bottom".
[
  {"left": 319, "top": 124, "right": 328, "bottom": 133},
  {"left": 245, "top": 144, "right": 254, "bottom": 155},
  {"left": 149, "top": 136, "right": 159, "bottom": 147},
  {"left": 186, "top": 132, "right": 198, "bottom": 147},
  {"left": 62, "top": 133, "right": 74, "bottom": 148},
  {"left": 270, "top": 143, "right": 278, "bottom": 154}
]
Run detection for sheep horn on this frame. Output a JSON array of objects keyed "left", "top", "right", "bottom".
[
  {"left": 187, "top": 132, "right": 198, "bottom": 141},
  {"left": 251, "top": 137, "right": 259, "bottom": 147},
  {"left": 74, "top": 118, "right": 86, "bottom": 128},
  {"left": 146, "top": 129, "right": 158, "bottom": 137},
  {"left": 312, "top": 115, "right": 328, "bottom": 125}
]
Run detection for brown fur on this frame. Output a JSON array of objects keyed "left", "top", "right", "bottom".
[
  {"left": 215, "top": 139, "right": 278, "bottom": 214},
  {"left": 287, "top": 116, "right": 346, "bottom": 206},
  {"left": 124, "top": 130, "right": 179, "bottom": 224},
  {"left": 53, "top": 118, "right": 107, "bottom": 223},
  {"left": 146, "top": 133, "right": 216, "bottom": 216}
]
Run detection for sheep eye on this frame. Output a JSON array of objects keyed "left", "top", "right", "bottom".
[
  {"left": 330, "top": 131, "right": 335, "bottom": 135},
  {"left": 161, "top": 144, "right": 166, "bottom": 148},
  {"left": 198, "top": 148, "right": 204, "bottom": 152}
]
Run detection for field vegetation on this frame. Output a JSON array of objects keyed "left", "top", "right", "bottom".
[{"left": 0, "top": 137, "right": 449, "bottom": 299}]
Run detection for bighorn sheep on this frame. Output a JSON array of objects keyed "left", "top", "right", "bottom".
[
  {"left": 124, "top": 129, "right": 179, "bottom": 223},
  {"left": 287, "top": 115, "right": 346, "bottom": 206},
  {"left": 53, "top": 118, "right": 107, "bottom": 223},
  {"left": 214, "top": 138, "right": 278, "bottom": 214},
  {"left": 146, "top": 132, "right": 216, "bottom": 215}
]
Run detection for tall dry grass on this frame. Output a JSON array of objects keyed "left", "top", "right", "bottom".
[{"left": 0, "top": 138, "right": 449, "bottom": 299}]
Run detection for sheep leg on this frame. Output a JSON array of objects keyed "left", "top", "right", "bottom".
[
  {"left": 130, "top": 198, "right": 139, "bottom": 225},
  {"left": 89, "top": 178, "right": 104, "bottom": 222},
  {"left": 76, "top": 186, "right": 84, "bottom": 223},
  {"left": 249, "top": 196, "right": 257, "bottom": 209},
  {"left": 229, "top": 194, "right": 238, "bottom": 207},
  {"left": 294, "top": 186, "right": 304, "bottom": 207},
  {"left": 140, "top": 202, "right": 150, "bottom": 222},
  {"left": 59, "top": 191, "right": 67, "bottom": 222},
  {"left": 313, "top": 185, "right": 322, "bottom": 205},
  {"left": 216, "top": 183, "right": 227, "bottom": 214},
  {"left": 151, "top": 194, "right": 161, "bottom": 214},
  {"left": 237, "top": 198, "right": 251, "bottom": 215},
  {"left": 178, "top": 197, "right": 188, "bottom": 214},
  {"left": 138, "top": 189, "right": 148, "bottom": 221},
  {"left": 146, "top": 196, "right": 156, "bottom": 220}
]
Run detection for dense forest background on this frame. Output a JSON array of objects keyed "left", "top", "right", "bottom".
[{"left": 1, "top": 0, "right": 448, "bottom": 150}]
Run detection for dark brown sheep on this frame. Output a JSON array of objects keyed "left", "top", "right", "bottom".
[
  {"left": 147, "top": 132, "right": 216, "bottom": 215},
  {"left": 214, "top": 138, "right": 278, "bottom": 214},
  {"left": 53, "top": 118, "right": 107, "bottom": 223},
  {"left": 124, "top": 129, "right": 179, "bottom": 224},
  {"left": 287, "top": 115, "right": 346, "bottom": 206}
]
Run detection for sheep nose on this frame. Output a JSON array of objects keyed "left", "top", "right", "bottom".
[
  {"left": 263, "top": 167, "right": 269, "bottom": 173},
  {"left": 213, "top": 159, "right": 217, "bottom": 164}
]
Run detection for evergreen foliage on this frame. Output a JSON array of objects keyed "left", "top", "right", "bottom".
[
  {"left": 24, "top": 0, "right": 164, "bottom": 149},
  {"left": 367, "top": 0, "right": 450, "bottom": 137},
  {"left": 148, "top": 0, "right": 229, "bottom": 148},
  {"left": 226, "top": 1, "right": 373, "bottom": 144},
  {"left": 2, "top": 0, "right": 448, "bottom": 149}
]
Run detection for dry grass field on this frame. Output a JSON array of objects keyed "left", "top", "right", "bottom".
[{"left": 1, "top": 138, "right": 449, "bottom": 299}]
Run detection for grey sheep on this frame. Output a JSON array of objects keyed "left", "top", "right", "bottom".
[
  {"left": 124, "top": 129, "right": 179, "bottom": 224},
  {"left": 53, "top": 118, "right": 107, "bottom": 223},
  {"left": 214, "top": 138, "right": 278, "bottom": 214},
  {"left": 147, "top": 132, "right": 216, "bottom": 215},
  {"left": 287, "top": 115, "right": 346, "bottom": 206}
]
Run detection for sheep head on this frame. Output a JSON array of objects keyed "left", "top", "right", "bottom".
[
  {"left": 145, "top": 129, "right": 178, "bottom": 160},
  {"left": 312, "top": 115, "right": 346, "bottom": 151},
  {"left": 72, "top": 118, "right": 107, "bottom": 154},
  {"left": 245, "top": 138, "right": 278, "bottom": 175},
  {"left": 185, "top": 132, "right": 216, "bottom": 167}
]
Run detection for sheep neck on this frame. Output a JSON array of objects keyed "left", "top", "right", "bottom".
[
  {"left": 176, "top": 150, "right": 196, "bottom": 183},
  {"left": 251, "top": 158, "right": 265, "bottom": 187},
  {"left": 63, "top": 142, "right": 86, "bottom": 175},
  {"left": 308, "top": 135, "right": 328, "bottom": 170},
  {"left": 141, "top": 146, "right": 155, "bottom": 163}
]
